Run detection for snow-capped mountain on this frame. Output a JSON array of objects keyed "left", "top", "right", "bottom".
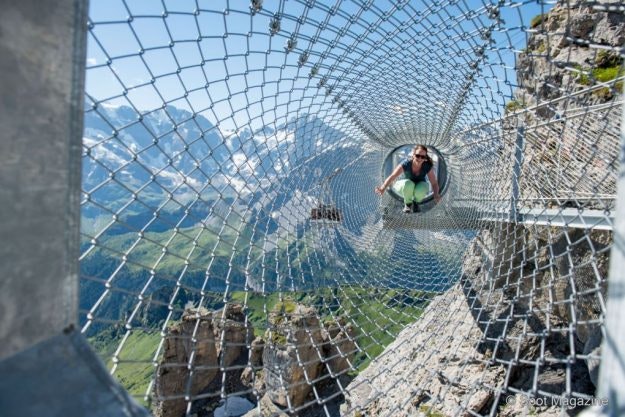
[{"left": 82, "top": 104, "right": 361, "bottom": 236}]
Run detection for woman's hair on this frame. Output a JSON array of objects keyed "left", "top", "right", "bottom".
[{"left": 413, "top": 144, "right": 432, "bottom": 164}]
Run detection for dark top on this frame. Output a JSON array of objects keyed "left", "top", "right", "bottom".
[{"left": 400, "top": 158, "right": 433, "bottom": 183}]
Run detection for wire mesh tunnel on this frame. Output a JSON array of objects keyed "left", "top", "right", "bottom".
[{"left": 78, "top": 1, "right": 623, "bottom": 416}]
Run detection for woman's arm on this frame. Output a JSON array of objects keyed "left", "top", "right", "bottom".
[
  {"left": 375, "top": 165, "right": 403, "bottom": 195},
  {"left": 427, "top": 170, "right": 441, "bottom": 203}
]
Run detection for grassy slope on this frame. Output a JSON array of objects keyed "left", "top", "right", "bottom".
[
  {"left": 84, "top": 218, "right": 250, "bottom": 275},
  {"left": 92, "top": 330, "right": 160, "bottom": 405}
]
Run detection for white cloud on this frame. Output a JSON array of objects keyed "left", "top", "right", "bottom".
[{"left": 228, "top": 177, "right": 250, "bottom": 195}]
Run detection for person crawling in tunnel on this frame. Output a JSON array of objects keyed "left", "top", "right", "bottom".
[{"left": 375, "top": 144, "right": 441, "bottom": 213}]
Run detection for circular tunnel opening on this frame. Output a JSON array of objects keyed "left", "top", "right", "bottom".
[{"left": 382, "top": 144, "right": 449, "bottom": 211}]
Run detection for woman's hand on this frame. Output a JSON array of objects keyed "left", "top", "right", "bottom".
[
  {"left": 376, "top": 166, "right": 402, "bottom": 196},
  {"left": 434, "top": 194, "right": 441, "bottom": 204}
]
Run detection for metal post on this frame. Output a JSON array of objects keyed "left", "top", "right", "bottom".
[
  {"left": 0, "top": 0, "right": 87, "bottom": 359},
  {"left": 596, "top": 102, "right": 625, "bottom": 415},
  {"left": 510, "top": 126, "right": 525, "bottom": 222}
]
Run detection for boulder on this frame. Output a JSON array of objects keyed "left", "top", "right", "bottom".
[
  {"left": 241, "top": 366, "right": 254, "bottom": 387},
  {"left": 240, "top": 366, "right": 266, "bottom": 397}
]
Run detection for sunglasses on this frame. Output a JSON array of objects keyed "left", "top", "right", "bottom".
[{"left": 414, "top": 154, "right": 428, "bottom": 159}]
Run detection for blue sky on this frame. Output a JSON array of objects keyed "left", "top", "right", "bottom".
[{"left": 86, "top": 0, "right": 554, "bottom": 131}]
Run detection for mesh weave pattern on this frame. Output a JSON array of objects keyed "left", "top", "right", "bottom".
[{"left": 81, "top": 1, "right": 622, "bottom": 416}]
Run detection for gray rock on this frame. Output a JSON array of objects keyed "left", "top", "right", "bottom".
[
  {"left": 342, "top": 285, "right": 505, "bottom": 417},
  {"left": 462, "top": 390, "right": 491, "bottom": 417},
  {"left": 323, "top": 325, "right": 357, "bottom": 375},
  {"left": 240, "top": 365, "right": 266, "bottom": 399},
  {"left": 213, "top": 303, "right": 254, "bottom": 368},
  {"left": 250, "top": 336, "right": 265, "bottom": 367},
  {"left": 154, "top": 308, "right": 218, "bottom": 417},
  {"left": 263, "top": 304, "right": 325, "bottom": 408},
  {"left": 594, "top": 11, "right": 625, "bottom": 45},
  {"left": 241, "top": 366, "right": 254, "bottom": 388},
  {"left": 569, "top": 12, "right": 598, "bottom": 39},
  {"left": 549, "top": 229, "right": 610, "bottom": 343}
]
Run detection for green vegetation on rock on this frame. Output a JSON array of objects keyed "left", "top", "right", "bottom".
[
  {"left": 593, "top": 66, "right": 624, "bottom": 83},
  {"left": 592, "top": 85, "right": 622, "bottom": 100},
  {"left": 574, "top": 63, "right": 623, "bottom": 88},
  {"left": 266, "top": 328, "right": 288, "bottom": 345},
  {"left": 505, "top": 99, "right": 525, "bottom": 113},
  {"left": 274, "top": 299, "right": 297, "bottom": 314},
  {"left": 596, "top": 50, "right": 623, "bottom": 68},
  {"left": 530, "top": 13, "right": 545, "bottom": 28},
  {"left": 574, "top": 64, "right": 591, "bottom": 85},
  {"left": 419, "top": 404, "right": 445, "bottom": 417},
  {"left": 535, "top": 40, "right": 546, "bottom": 54}
]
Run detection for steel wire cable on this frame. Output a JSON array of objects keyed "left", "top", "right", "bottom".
[{"left": 80, "top": 1, "right": 623, "bottom": 416}]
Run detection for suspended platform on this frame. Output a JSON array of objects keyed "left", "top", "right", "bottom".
[
  {"left": 382, "top": 204, "right": 481, "bottom": 230},
  {"left": 382, "top": 204, "right": 614, "bottom": 231}
]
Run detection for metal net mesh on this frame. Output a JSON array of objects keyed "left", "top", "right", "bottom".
[{"left": 80, "top": 0, "right": 623, "bottom": 416}]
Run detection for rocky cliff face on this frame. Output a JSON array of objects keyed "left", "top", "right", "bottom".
[
  {"left": 154, "top": 304, "right": 253, "bottom": 417},
  {"left": 242, "top": 302, "right": 357, "bottom": 417},
  {"left": 213, "top": 303, "right": 254, "bottom": 372},
  {"left": 503, "top": 1, "right": 624, "bottom": 205},
  {"left": 515, "top": 1, "right": 624, "bottom": 117},
  {"left": 154, "top": 301, "right": 356, "bottom": 417},
  {"left": 262, "top": 304, "right": 327, "bottom": 408},
  {"left": 154, "top": 307, "right": 218, "bottom": 417},
  {"left": 252, "top": 303, "right": 357, "bottom": 410},
  {"left": 341, "top": 224, "right": 609, "bottom": 416}
]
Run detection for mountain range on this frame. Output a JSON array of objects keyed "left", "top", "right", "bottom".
[
  {"left": 82, "top": 104, "right": 359, "bottom": 234},
  {"left": 79, "top": 104, "right": 371, "bottom": 331}
]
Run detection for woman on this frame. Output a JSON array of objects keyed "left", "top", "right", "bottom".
[{"left": 375, "top": 145, "right": 441, "bottom": 213}]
